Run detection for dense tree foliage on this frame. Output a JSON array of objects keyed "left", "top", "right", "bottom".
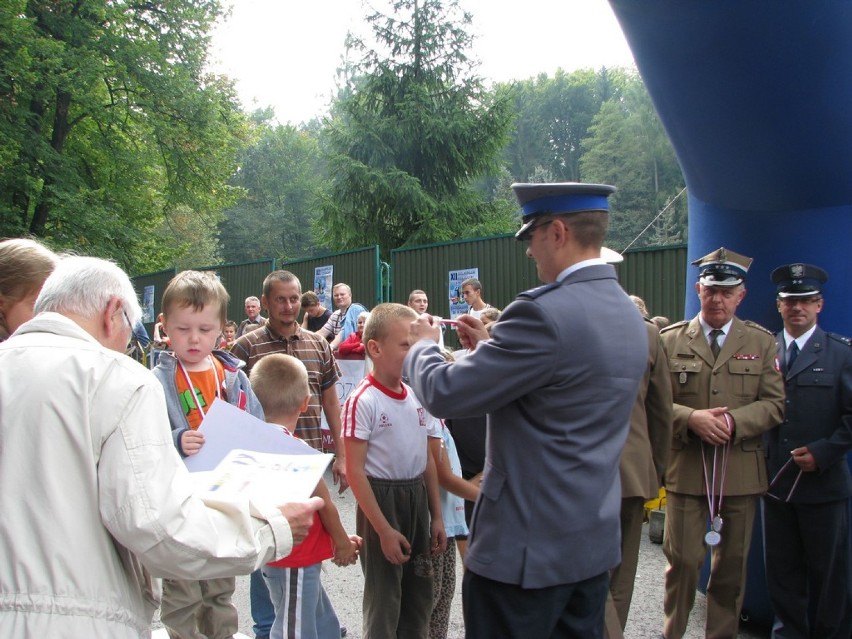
[
  {"left": 218, "top": 113, "right": 327, "bottom": 263},
  {"left": 579, "top": 76, "right": 686, "bottom": 249},
  {"left": 499, "top": 68, "right": 628, "bottom": 183},
  {"left": 0, "top": 0, "right": 248, "bottom": 272},
  {"left": 2, "top": 1, "right": 686, "bottom": 273},
  {"left": 318, "top": 0, "right": 517, "bottom": 257}
]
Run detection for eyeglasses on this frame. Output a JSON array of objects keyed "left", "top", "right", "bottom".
[
  {"left": 120, "top": 308, "right": 139, "bottom": 354},
  {"left": 517, "top": 218, "right": 554, "bottom": 241}
]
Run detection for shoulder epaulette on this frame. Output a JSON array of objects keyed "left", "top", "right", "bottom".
[
  {"left": 827, "top": 332, "right": 852, "bottom": 347},
  {"left": 743, "top": 320, "right": 774, "bottom": 336},
  {"left": 660, "top": 320, "right": 689, "bottom": 334},
  {"left": 518, "top": 280, "right": 561, "bottom": 300}
]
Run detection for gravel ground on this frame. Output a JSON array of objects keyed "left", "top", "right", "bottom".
[{"left": 153, "top": 469, "right": 771, "bottom": 638}]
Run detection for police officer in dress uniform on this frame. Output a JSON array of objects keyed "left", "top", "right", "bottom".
[
  {"left": 763, "top": 263, "right": 852, "bottom": 639},
  {"left": 404, "top": 183, "right": 648, "bottom": 639},
  {"left": 660, "top": 248, "right": 784, "bottom": 639}
]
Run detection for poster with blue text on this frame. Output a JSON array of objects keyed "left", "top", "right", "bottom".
[
  {"left": 449, "top": 267, "right": 478, "bottom": 320},
  {"left": 314, "top": 265, "right": 333, "bottom": 308}
]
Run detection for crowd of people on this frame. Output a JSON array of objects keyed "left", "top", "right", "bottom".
[{"left": 0, "top": 179, "right": 850, "bottom": 639}]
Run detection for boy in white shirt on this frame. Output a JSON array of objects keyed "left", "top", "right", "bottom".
[{"left": 343, "top": 303, "right": 446, "bottom": 638}]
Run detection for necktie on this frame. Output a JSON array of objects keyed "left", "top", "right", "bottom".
[
  {"left": 788, "top": 341, "right": 799, "bottom": 370},
  {"left": 709, "top": 328, "right": 724, "bottom": 360}
]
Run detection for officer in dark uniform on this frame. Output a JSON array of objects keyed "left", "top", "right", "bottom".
[{"left": 764, "top": 263, "right": 852, "bottom": 639}]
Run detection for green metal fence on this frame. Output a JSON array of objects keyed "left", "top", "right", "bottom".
[
  {"left": 391, "top": 237, "right": 687, "bottom": 322},
  {"left": 616, "top": 244, "right": 688, "bottom": 322},
  {"left": 130, "top": 268, "right": 176, "bottom": 336},
  {"left": 197, "top": 259, "right": 276, "bottom": 323},
  {"left": 283, "top": 246, "right": 382, "bottom": 309},
  {"left": 130, "top": 242, "right": 687, "bottom": 341}
]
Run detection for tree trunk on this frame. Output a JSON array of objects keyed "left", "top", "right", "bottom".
[{"left": 29, "top": 90, "right": 72, "bottom": 236}]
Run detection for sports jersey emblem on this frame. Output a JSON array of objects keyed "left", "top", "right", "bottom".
[{"left": 379, "top": 412, "right": 391, "bottom": 428}]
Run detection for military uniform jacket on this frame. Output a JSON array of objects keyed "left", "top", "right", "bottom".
[
  {"left": 766, "top": 327, "right": 852, "bottom": 503},
  {"left": 404, "top": 264, "right": 648, "bottom": 588},
  {"left": 621, "top": 319, "right": 673, "bottom": 500},
  {"left": 661, "top": 315, "right": 784, "bottom": 496}
]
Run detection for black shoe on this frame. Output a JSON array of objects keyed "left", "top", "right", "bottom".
[{"left": 340, "top": 626, "right": 347, "bottom": 637}]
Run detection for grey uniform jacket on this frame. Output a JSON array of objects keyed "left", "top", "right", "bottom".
[
  {"left": 766, "top": 327, "right": 852, "bottom": 502},
  {"left": 404, "top": 264, "right": 647, "bottom": 588}
]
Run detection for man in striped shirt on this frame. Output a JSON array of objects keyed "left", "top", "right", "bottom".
[
  {"left": 232, "top": 271, "right": 346, "bottom": 478},
  {"left": 231, "top": 270, "right": 349, "bottom": 639}
]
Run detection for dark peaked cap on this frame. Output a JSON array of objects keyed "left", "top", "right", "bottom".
[{"left": 771, "top": 263, "right": 828, "bottom": 298}]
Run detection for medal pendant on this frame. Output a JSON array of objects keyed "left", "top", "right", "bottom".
[
  {"left": 712, "top": 515, "right": 723, "bottom": 532},
  {"left": 711, "top": 515, "right": 723, "bottom": 532},
  {"left": 705, "top": 530, "right": 721, "bottom": 546},
  {"left": 679, "top": 372, "right": 688, "bottom": 384}
]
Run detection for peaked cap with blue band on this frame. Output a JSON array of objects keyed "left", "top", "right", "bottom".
[{"left": 512, "top": 182, "right": 616, "bottom": 240}]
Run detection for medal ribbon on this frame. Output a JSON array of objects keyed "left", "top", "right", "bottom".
[
  {"left": 767, "top": 456, "right": 804, "bottom": 502},
  {"left": 701, "top": 412, "right": 732, "bottom": 538}
]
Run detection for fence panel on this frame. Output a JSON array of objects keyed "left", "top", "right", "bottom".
[
  {"left": 197, "top": 259, "right": 276, "bottom": 323},
  {"left": 283, "top": 246, "right": 381, "bottom": 309}
]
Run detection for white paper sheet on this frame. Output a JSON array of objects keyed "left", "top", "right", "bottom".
[
  {"left": 196, "top": 449, "right": 333, "bottom": 504},
  {"left": 184, "top": 398, "right": 319, "bottom": 472}
]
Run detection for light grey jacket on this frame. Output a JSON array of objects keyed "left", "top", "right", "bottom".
[
  {"left": 0, "top": 314, "right": 293, "bottom": 638},
  {"left": 152, "top": 349, "right": 264, "bottom": 455}
]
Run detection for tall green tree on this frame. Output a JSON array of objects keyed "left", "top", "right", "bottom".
[
  {"left": 219, "top": 116, "right": 327, "bottom": 263},
  {"left": 579, "top": 75, "right": 686, "bottom": 249},
  {"left": 500, "top": 67, "right": 628, "bottom": 183},
  {"left": 0, "top": 0, "right": 248, "bottom": 272},
  {"left": 319, "top": 0, "right": 515, "bottom": 256}
]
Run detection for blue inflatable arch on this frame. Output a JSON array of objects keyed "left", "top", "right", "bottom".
[{"left": 610, "top": 0, "right": 852, "bottom": 333}]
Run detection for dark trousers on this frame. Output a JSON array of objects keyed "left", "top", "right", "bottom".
[
  {"left": 763, "top": 496, "right": 852, "bottom": 639},
  {"left": 462, "top": 569, "right": 609, "bottom": 639}
]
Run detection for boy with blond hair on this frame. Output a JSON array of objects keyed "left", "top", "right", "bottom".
[
  {"left": 250, "top": 354, "right": 360, "bottom": 639},
  {"left": 343, "top": 303, "right": 447, "bottom": 638},
  {"left": 152, "top": 270, "right": 264, "bottom": 639}
]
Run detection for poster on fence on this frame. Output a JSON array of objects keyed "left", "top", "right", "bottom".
[
  {"left": 448, "top": 267, "right": 478, "bottom": 320},
  {"left": 142, "top": 285, "right": 155, "bottom": 323},
  {"left": 320, "top": 357, "right": 370, "bottom": 452},
  {"left": 314, "top": 265, "right": 333, "bottom": 308}
]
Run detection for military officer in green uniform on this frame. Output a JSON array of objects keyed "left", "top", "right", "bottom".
[{"left": 660, "top": 247, "right": 785, "bottom": 639}]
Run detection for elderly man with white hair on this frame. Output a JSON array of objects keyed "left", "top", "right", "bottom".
[{"left": 0, "top": 256, "right": 322, "bottom": 638}]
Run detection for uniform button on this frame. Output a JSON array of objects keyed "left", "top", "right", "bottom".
[
  {"left": 713, "top": 370, "right": 719, "bottom": 375},
  {"left": 712, "top": 389, "right": 719, "bottom": 395}
]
